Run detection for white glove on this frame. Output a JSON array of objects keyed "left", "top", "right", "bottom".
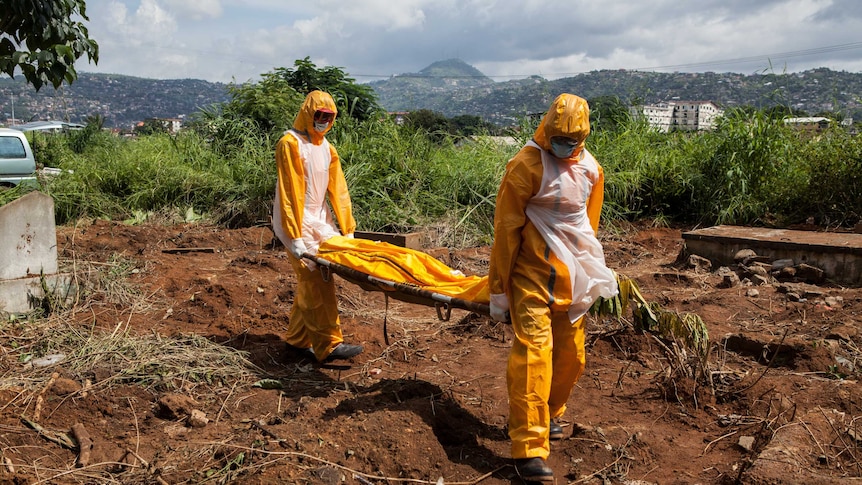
[
  {"left": 288, "top": 238, "right": 309, "bottom": 260},
  {"left": 344, "top": 233, "right": 355, "bottom": 239},
  {"left": 489, "top": 293, "right": 509, "bottom": 323}
]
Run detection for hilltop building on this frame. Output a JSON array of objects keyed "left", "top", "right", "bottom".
[
  {"left": 783, "top": 116, "right": 830, "bottom": 135},
  {"left": 632, "top": 101, "right": 723, "bottom": 133}
]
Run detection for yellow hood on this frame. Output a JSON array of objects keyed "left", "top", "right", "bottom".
[
  {"left": 533, "top": 93, "right": 590, "bottom": 154},
  {"left": 293, "top": 90, "right": 338, "bottom": 145}
]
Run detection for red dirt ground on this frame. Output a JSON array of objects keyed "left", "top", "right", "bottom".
[{"left": 1, "top": 220, "right": 861, "bottom": 484}]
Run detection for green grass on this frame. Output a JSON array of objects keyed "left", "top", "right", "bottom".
[{"left": 10, "top": 110, "right": 861, "bottom": 247}]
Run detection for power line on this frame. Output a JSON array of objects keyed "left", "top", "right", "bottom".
[{"left": 629, "top": 41, "right": 862, "bottom": 73}]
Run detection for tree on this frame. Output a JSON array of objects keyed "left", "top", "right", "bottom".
[
  {"left": 134, "top": 119, "right": 169, "bottom": 136},
  {"left": 1, "top": 0, "right": 99, "bottom": 90},
  {"left": 450, "top": 114, "right": 497, "bottom": 136},
  {"left": 404, "top": 109, "right": 452, "bottom": 143},
  {"left": 588, "top": 96, "right": 630, "bottom": 133},
  {"left": 223, "top": 72, "right": 303, "bottom": 135},
  {"left": 274, "top": 57, "right": 380, "bottom": 121}
]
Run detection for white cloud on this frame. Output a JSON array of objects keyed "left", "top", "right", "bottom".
[
  {"left": 161, "top": 0, "right": 223, "bottom": 20},
  {"left": 100, "top": 0, "right": 177, "bottom": 43},
  {"left": 79, "top": 0, "right": 862, "bottom": 82}
]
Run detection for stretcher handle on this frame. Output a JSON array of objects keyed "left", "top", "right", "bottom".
[{"left": 302, "top": 253, "right": 492, "bottom": 317}]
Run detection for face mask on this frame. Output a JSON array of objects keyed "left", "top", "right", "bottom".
[
  {"left": 314, "top": 121, "right": 330, "bottom": 133},
  {"left": 550, "top": 138, "right": 578, "bottom": 158}
]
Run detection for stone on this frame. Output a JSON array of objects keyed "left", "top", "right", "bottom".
[
  {"left": 687, "top": 254, "right": 712, "bottom": 272},
  {"left": 824, "top": 296, "right": 843, "bottom": 307},
  {"left": 796, "top": 263, "right": 825, "bottom": 283},
  {"left": 734, "top": 248, "right": 757, "bottom": 263},
  {"left": 752, "top": 274, "right": 770, "bottom": 286},
  {"left": 157, "top": 394, "right": 199, "bottom": 420},
  {"left": 50, "top": 378, "right": 82, "bottom": 396},
  {"left": 717, "top": 267, "right": 740, "bottom": 288},
  {"left": 188, "top": 409, "right": 208, "bottom": 428}
]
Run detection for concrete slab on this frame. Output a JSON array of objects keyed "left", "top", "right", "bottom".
[
  {"left": 0, "top": 192, "right": 69, "bottom": 313},
  {"left": 0, "top": 273, "right": 75, "bottom": 315},
  {"left": 0, "top": 192, "right": 58, "bottom": 280},
  {"left": 682, "top": 225, "right": 862, "bottom": 286}
]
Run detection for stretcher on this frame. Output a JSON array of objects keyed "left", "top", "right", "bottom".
[
  {"left": 300, "top": 235, "right": 491, "bottom": 323},
  {"left": 300, "top": 237, "right": 710, "bottom": 359}
]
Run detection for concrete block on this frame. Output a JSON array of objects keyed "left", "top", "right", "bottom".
[
  {"left": 682, "top": 225, "right": 862, "bottom": 286},
  {"left": 0, "top": 192, "right": 70, "bottom": 314},
  {"left": 0, "top": 192, "right": 58, "bottom": 280},
  {"left": 355, "top": 231, "right": 425, "bottom": 249}
]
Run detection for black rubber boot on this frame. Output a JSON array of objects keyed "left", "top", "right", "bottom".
[
  {"left": 324, "top": 343, "right": 363, "bottom": 361},
  {"left": 285, "top": 343, "right": 316, "bottom": 361},
  {"left": 549, "top": 420, "right": 563, "bottom": 440},
  {"left": 514, "top": 457, "right": 554, "bottom": 482}
]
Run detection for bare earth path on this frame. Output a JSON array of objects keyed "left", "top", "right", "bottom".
[{"left": 1, "top": 220, "right": 860, "bottom": 484}]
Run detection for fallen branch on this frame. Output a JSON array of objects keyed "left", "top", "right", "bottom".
[
  {"left": 21, "top": 416, "right": 76, "bottom": 450},
  {"left": 71, "top": 423, "right": 92, "bottom": 468}
]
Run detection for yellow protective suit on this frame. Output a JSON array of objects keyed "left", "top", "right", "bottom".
[
  {"left": 273, "top": 91, "right": 357, "bottom": 361},
  {"left": 317, "top": 235, "right": 489, "bottom": 303},
  {"left": 488, "top": 94, "right": 618, "bottom": 460}
]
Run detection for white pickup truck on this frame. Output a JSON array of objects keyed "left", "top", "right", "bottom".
[{"left": 0, "top": 128, "right": 38, "bottom": 188}]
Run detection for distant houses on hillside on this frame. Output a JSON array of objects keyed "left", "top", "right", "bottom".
[
  {"left": 631, "top": 100, "right": 723, "bottom": 133},
  {"left": 782, "top": 116, "right": 831, "bottom": 135}
]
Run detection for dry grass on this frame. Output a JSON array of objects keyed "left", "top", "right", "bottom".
[{"left": 1, "top": 255, "right": 262, "bottom": 397}]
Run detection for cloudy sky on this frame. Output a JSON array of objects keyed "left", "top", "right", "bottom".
[{"left": 78, "top": 0, "right": 862, "bottom": 84}]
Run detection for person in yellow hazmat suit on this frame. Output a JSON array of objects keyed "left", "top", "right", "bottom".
[
  {"left": 272, "top": 90, "right": 364, "bottom": 363},
  {"left": 488, "top": 93, "right": 618, "bottom": 481}
]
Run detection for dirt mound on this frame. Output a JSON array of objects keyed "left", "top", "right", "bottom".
[{"left": 1, "top": 220, "right": 860, "bottom": 484}]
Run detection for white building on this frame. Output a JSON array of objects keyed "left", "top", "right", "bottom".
[{"left": 633, "top": 101, "right": 723, "bottom": 133}]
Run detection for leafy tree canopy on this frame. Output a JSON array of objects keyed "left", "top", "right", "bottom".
[
  {"left": 273, "top": 57, "right": 381, "bottom": 121},
  {"left": 134, "top": 118, "right": 170, "bottom": 136},
  {"left": 404, "top": 109, "right": 452, "bottom": 142},
  {"left": 0, "top": 0, "right": 99, "bottom": 90},
  {"left": 588, "top": 96, "right": 631, "bottom": 133},
  {"left": 224, "top": 72, "right": 303, "bottom": 135},
  {"left": 450, "top": 114, "right": 497, "bottom": 136}
]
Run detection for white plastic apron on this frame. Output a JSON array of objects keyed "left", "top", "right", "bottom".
[
  {"left": 273, "top": 130, "right": 341, "bottom": 254},
  {"left": 525, "top": 140, "right": 618, "bottom": 322}
]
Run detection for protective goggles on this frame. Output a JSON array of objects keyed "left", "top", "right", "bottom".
[{"left": 313, "top": 110, "right": 335, "bottom": 124}]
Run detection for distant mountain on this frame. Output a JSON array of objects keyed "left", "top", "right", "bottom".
[
  {"left": 369, "top": 58, "right": 494, "bottom": 113},
  {"left": 1, "top": 61, "right": 861, "bottom": 129},
  {"left": 371, "top": 61, "right": 862, "bottom": 126}
]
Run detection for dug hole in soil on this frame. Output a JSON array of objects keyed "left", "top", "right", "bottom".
[{"left": 1, "top": 220, "right": 860, "bottom": 484}]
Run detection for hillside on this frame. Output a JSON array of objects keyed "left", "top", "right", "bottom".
[
  {"left": 1, "top": 61, "right": 861, "bottom": 128},
  {"left": 373, "top": 62, "right": 862, "bottom": 125},
  {"left": 0, "top": 73, "right": 230, "bottom": 130}
]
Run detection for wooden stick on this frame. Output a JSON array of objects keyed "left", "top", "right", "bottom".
[{"left": 71, "top": 423, "right": 92, "bottom": 468}]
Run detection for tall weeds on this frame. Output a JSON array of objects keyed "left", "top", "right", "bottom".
[{"left": 21, "top": 110, "right": 862, "bottom": 247}]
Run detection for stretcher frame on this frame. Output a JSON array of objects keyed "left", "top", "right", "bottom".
[{"left": 302, "top": 253, "right": 491, "bottom": 322}]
